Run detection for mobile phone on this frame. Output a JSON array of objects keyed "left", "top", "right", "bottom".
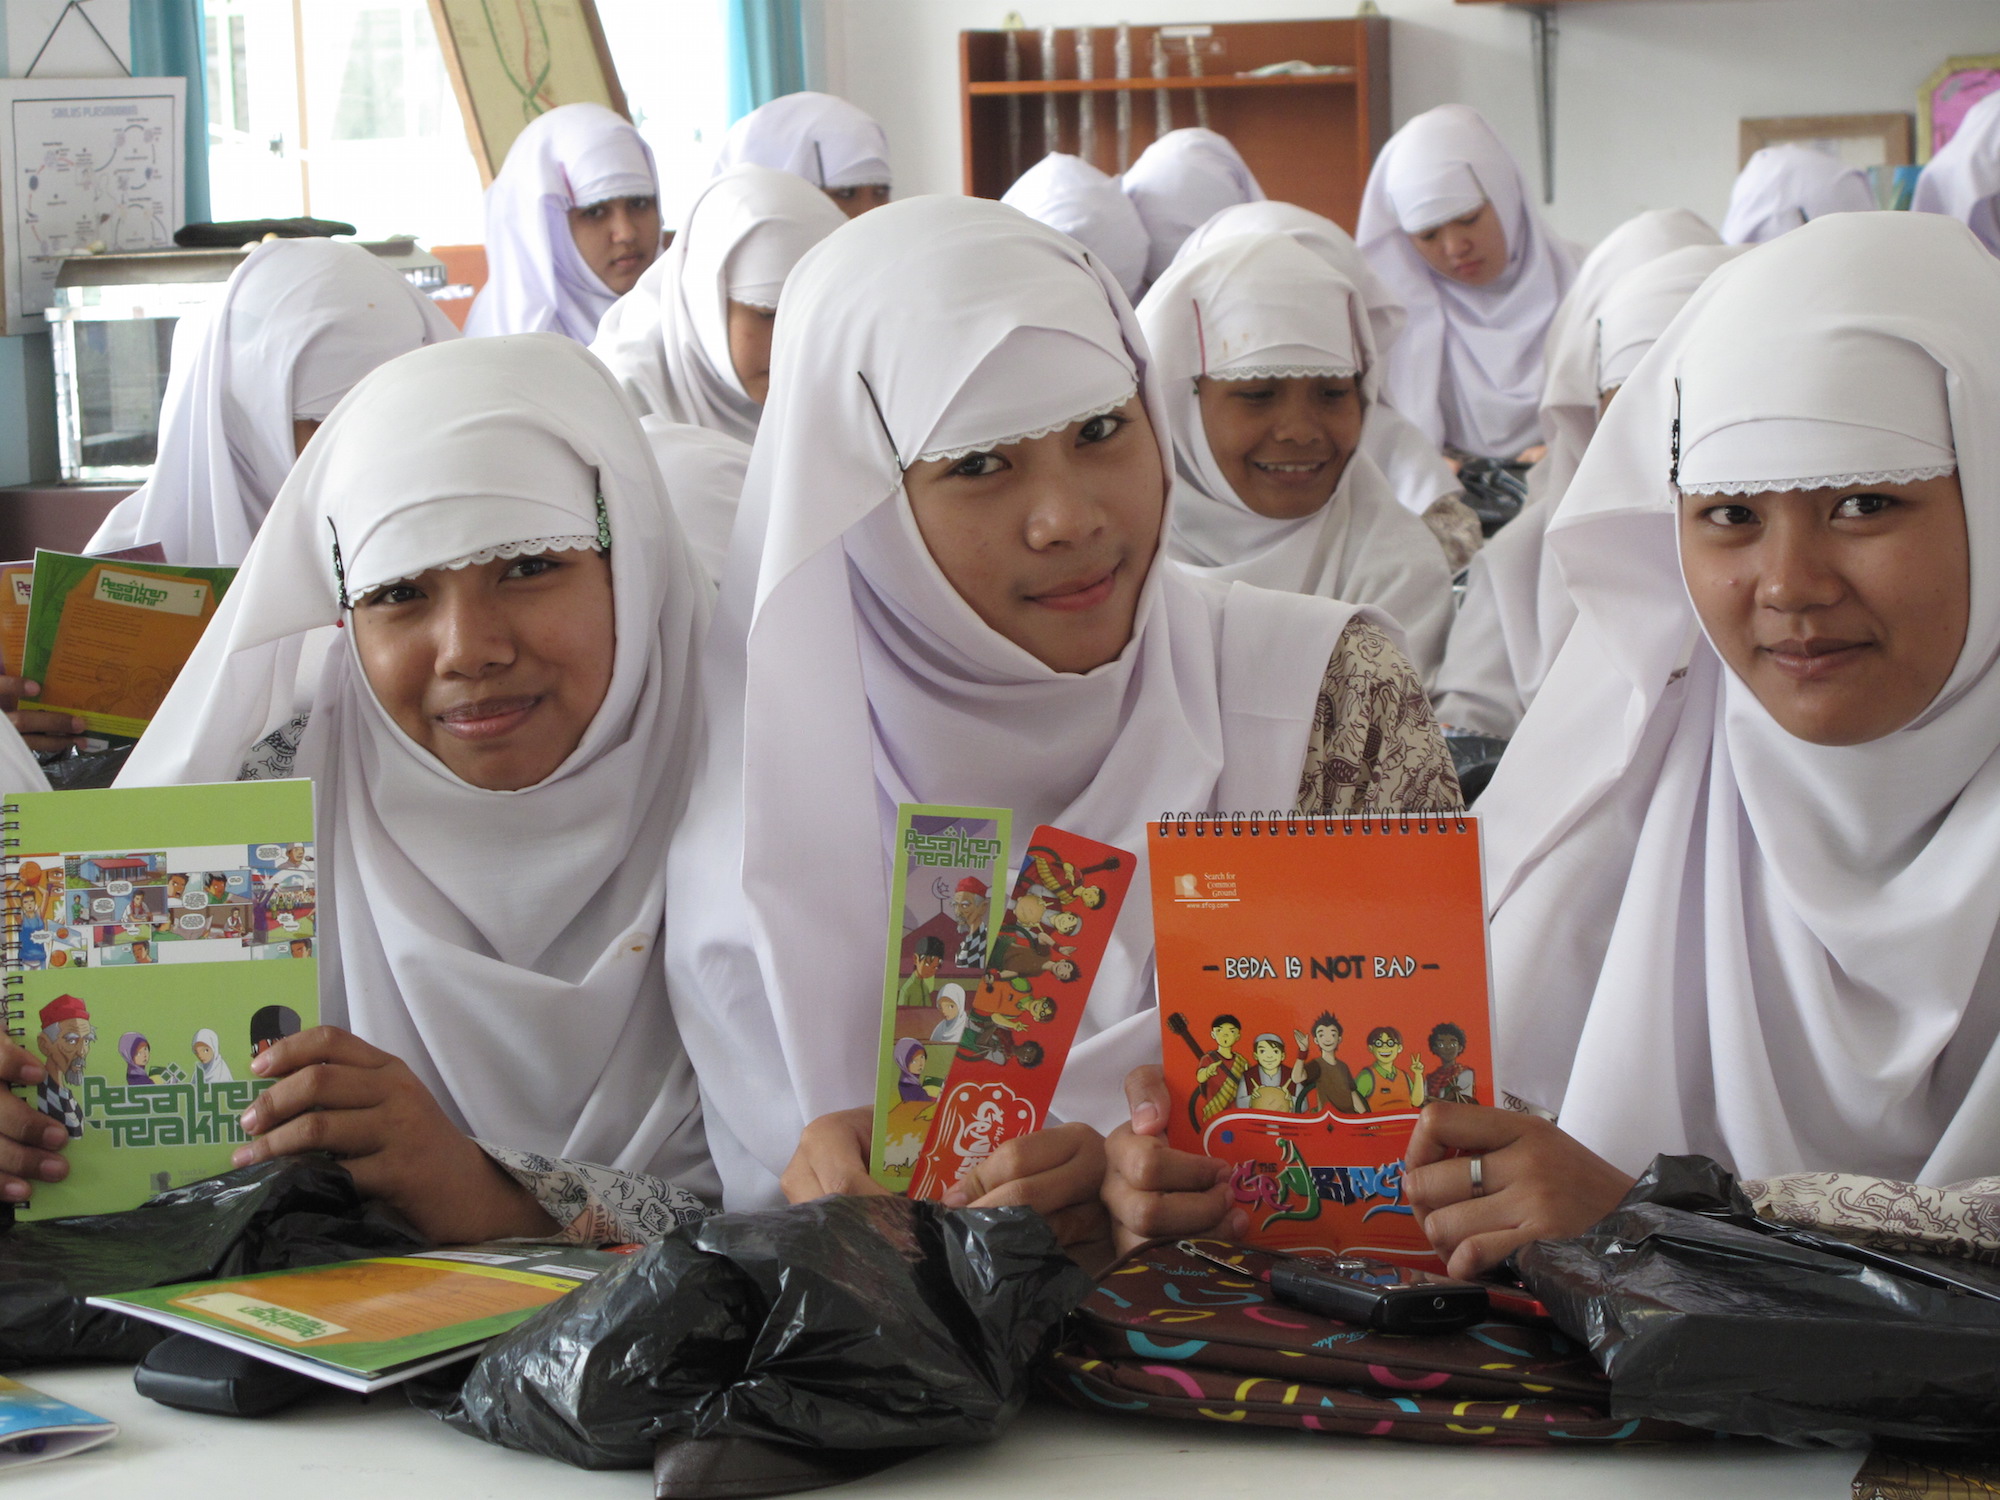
[{"left": 1269, "top": 1255, "right": 1489, "bottom": 1333}]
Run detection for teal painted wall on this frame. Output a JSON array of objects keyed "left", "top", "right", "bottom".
[{"left": 0, "top": 335, "right": 59, "bottom": 487}]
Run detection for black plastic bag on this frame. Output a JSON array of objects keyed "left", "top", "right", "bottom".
[
  {"left": 436, "top": 1195, "right": 1092, "bottom": 1474},
  {"left": 1518, "top": 1154, "right": 2000, "bottom": 1447},
  {"left": 1453, "top": 456, "right": 1532, "bottom": 536},
  {"left": 0, "top": 1155, "right": 425, "bottom": 1369},
  {"left": 1443, "top": 730, "right": 1508, "bottom": 804}
]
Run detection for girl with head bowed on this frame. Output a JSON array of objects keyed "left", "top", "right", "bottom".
[
  {"left": 1002, "top": 153, "right": 1151, "bottom": 306},
  {"left": 664, "top": 197, "right": 1460, "bottom": 1250},
  {"left": 118, "top": 334, "right": 717, "bottom": 1246},
  {"left": 1406, "top": 214, "right": 2000, "bottom": 1275},
  {"left": 1137, "top": 233, "right": 1455, "bottom": 683},
  {"left": 465, "top": 103, "right": 662, "bottom": 343},
  {"left": 1122, "top": 128, "right": 1266, "bottom": 286},
  {"left": 1177, "top": 200, "right": 1481, "bottom": 569},
  {"left": 1357, "top": 105, "right": 1577, "bottom": 462},
  {"left": 1913, "top": 90, "right": 2000, "bottom": 255},
  {"left": 711, "top": 91, "right": 892, "bottom": 218},
  {"left": 1721, "top": 143, "right": 1876, "bottom": 246},
  {"left": 1433, "top": 211, "right": 1734, "bottom": 738}
]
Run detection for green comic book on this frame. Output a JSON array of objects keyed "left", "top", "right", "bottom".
[
  {"left": 868, "top": 804, "right": 1011, "bottom": 1192},
  {"left": 6, "top": 779, "right": 318, "bottom": 1219}
]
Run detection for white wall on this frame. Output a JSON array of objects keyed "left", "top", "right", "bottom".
[{"left": 816, "top": 0, "right": 1997, "bottom": 245}]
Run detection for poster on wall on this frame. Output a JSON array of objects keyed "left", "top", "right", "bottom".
[
  {"left": 425, "top": 0, "right": 628, "bottom": 185},
  {"left": 1919, "top": 54, "right": 2000, "bottom": 162},
  {"left": 0, "top": 76, "right": 184, "bottom": 337}
]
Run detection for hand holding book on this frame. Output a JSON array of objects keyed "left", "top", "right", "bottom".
[{"left": 0, "top": 1036, "right": 72, "bottom": 1204}]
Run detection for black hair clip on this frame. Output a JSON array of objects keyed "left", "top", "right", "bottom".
[
  {"left": 328, "top": 518, "right": 349, "bottom": 610},
  {"left": 595, "top": 492, "right": 612, "bottom": 551},
  {"left": 1669, "top": 377, "right": 1683, "bottom": 488},
  {"left": 857, "top": 371, "right": 904, "bottom": 470}
]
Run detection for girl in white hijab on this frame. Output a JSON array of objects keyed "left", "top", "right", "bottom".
[
  {"left": 712, "top": 91, "right": 892, "bottom": 218},
  {"left": 1720, "top": 142, "right": 1875, "bottom": 246},
  {"left": 1176, "top": 200, "right": 1480, "bottom": 567},
  {"left": 120, "top": 334, "right": 716, "bottom": 1245},
  {"left": 1001, "top": 153, "right": 1150, "bottom": 305},
  {"left": 1357, "top": 104, "right": 1577, "bottom": 461},
  {"left": 190, "top": 1028, "right": 233, "bottom": 1084},
  {"left": 465, "top": 103, "right": 661, "bottom": 344},
  {"left": 1914, "top": 90, "right": 2000, "bottom": 254},
  {"left": 1402, "top": 214, "right": 2000, "bottom": 1276},
  {"left": 591, "top": 165, "right": 845, "bottom": 442},
  {"left": 1122, "top": 128, "right": 1266, "bottom": 285},
  {"left": 1433, "top": 214, "right": 1730, "bottom": 737},
  {"left": 1138, "top": 233, "right": 1454, "bottom": 682},
  {"left": 665, "top": 196, "right": 1458, "bottom": 1217},
  {"left": 87, "top": 239, "right": 456, "bottom": 567}
]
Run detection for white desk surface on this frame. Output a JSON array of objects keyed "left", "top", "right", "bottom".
[{"left": 22, "top": 1364, "right": 1864, "bottom": 1500}]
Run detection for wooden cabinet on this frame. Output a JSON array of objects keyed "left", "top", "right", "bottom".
[{"left": 959, "top": 17, "right": 1390, "bottom": 233}]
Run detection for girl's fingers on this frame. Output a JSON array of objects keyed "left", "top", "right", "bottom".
[
  {"left": 232, "top": 1104, "right": 382, "bottom": 1167},
  {"left": 238, "top": 1063, "right": 383, "bottom": 1134}
]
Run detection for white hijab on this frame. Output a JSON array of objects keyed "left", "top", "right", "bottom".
[
  {"left": 711, "top": 92, "right": 891, "bottom": 192},
  {"left": 1914, "top": 90, "right": 2000, "bottom": 254},
  {"left": 191, "top": 1027, "right": 233, "bottom": 1083},
  {"left": 1138, "top": 233, "right": 1452, "bottom": 681},
  {"left": 640, "top": 417, "right": 748, "bottom": 588},
  {"left": 664, "top": 196, "right": 1358, "bottom": 1208},
  {"left": 0, "top": 714, "right": 47, "bottom": 797},
  {"left": 120, "top": 335, "right": 716, "bottom": 1189},
  {"left": 1481, "top": 214, "right": 2000, "bottom": 1187},
  {"left": 1720, "top": 143, "right": 1875, "bottom": 246},
  {"left": 590, "top": 166, "right": 844, "bottom": 443},
  {"left": 1001, "top": 152, "right": 1150, "bottom": 304},
  {"left": 1177, "top": 200, "right": 1457, "bottom": 520},
  {"left": 1122, "top": 129, "right": 1265, "bottom": 285},
  {"left": 88, "top": 240, "right": 456, "bottom": 567},
  {"left": 1358, "top": 105, "right": 1577, "bottom": 458},
  {"left": 465, "top": 104, "right": 659, "bottom": 344}
]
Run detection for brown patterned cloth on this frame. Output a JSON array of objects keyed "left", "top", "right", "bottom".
[
  {"left": 1042, "top": 1238, "right": 1692, "bottom": 1447},
  {"left": 1745, "top": 1172, "right": 2000, "bottom": 1266},
  {"left": 1299, "top": 617, "right": 1465, "bottom": 815},
  {"left": 1422, "top": 494, "right": 1486, "bottom": 573}
]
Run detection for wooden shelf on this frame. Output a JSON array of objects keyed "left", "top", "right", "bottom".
[
  {"left": 960, "top": 18, "right": 1389, "bottom": 234},
  {"left": 967, "top": 73, "right": 1355, "bottom": 97}
]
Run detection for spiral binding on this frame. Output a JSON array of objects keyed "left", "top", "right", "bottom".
[
  {"left": 2, "top": 813, "right": 23, "bottom": 1044},
  {"left": 1155, "top": 809, "right": 1470, "bottom": 837}
]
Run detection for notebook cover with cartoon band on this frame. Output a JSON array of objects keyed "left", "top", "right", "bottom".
[
  {"left": 869, "top": 804, "right": 1012, "bottom": 1192},
  {"left": 6, "top": 779, "right": 319, "bottom": 1219},
  {"left": 908, "top": 826, "right": 1136, "bottom": 1200},
  {"left": 1149, "top": 811, "right": 1492, "bottom": 1267}
]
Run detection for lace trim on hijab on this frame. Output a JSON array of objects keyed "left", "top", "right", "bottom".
[
  {"left": 731, "top": 295, "right": 779, "bottom": 312},
  {"left": 355, "top": 537, "right": 605, "bottom": 602},
  {"left": 1206, "top": 364, "right": 1354, "bottom": 382},
  {"left": 1679, "top": 464, "right": 1957, "bottom": 496},
  {"left": 914, "top": 386, "right": 1139, "bottom": 465}
]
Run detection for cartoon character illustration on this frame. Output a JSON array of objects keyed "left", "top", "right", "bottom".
[
  {"left": 956, "top": 979, "right": 1056, "bottom": 1067},
  {"left": 1262, "top": 1137, "right": 1325, "bottom": 1225},
  {"left": 898, "top": 936, "right": 944, "bottom": 1008},
  {"left": 128, "top": 939, "right": 154, "bottom": 964},
  {"left": 1291, "top": 1010, "right": 1364, "bottom": 1114},
  {"left": 1237, "top": 1032, "right": 1295, "bottom": 1111},
  {"left": 249, "top": 1004, "right": 302, "bottom": 1059},
  {"left": 288, "top": 937, "right": 312, "bottom": 959},
  {"left": 1427, "top": 1022, "right": 1477, "bottom": 1104},
  {"left": 1355, "top": 1026, "right": 1426, "bottom": 1113},
  {"left": 1020, "top": 844, "right": 1119, "bottom": 912},
  {"left": 191, "top": 1027, "right": 234, "bottom": 1084},
  {"left": 34, "top": 995, "right": 94, "bottom": 1138},
  {"left": 201, "top": 872, "right": 229, "bottom": 904},
  {"left": 118, "top": 1032, "right": 161, "bottom": 1086},
  {"left": 948, "top": 876, "right": 991, "bottom": 970},
  {"left": 166, "top": 872, "right": 189, "bottom": 908},
  {"left": 893, "top": 1036, "right": 935, "bottom": 1102},
  {"left": 1190, "top": 1013, "right": 1251, "bottom": 1129},
  {"left": 929, "top": 983, "right": 968, "bottom": 1044},
  {"left": 280, "top": 844, "right": 311, "bottom": 871},
  {"left": 13, "top": 861, "right": 59, "bottom": 948}
]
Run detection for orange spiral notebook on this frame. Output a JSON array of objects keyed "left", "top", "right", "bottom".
[{"left": 1149, "top": 811, "right": 1492, "bottom": 1268}]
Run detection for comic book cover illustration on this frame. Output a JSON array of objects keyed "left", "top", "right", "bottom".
[
  {"left": 868, "top": 804, "right": 1012, "bottom": 1192},
  {"left": 1148, "top": 815, "right": 1491, "bottom": 1267},
  {"left": 908, "top": 826, "right": 1135, "bottom": 1201}
]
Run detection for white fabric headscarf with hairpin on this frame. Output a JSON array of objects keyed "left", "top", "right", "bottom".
[
  {"left": 664, "top": 196, "right": 1361, "bottom": 1208},
  {"left": 591, "top": 165, "right": 846, "bottom": 443},
  {"left": 1178, "top": 200, "right": 1459, "bottom": 520},
  {"left": 1479, "top": 214, "right": 2000, "bottom": 1186},
  {"left": 88, "top": 239, "right": 457, "bottom": 566},
  {"left": 711, "top": 91, "right": 891, "bottom": 192},
  {"left": 1122, "top": 128, "right": 1266, "bottom": 285},
  {"left": 1002, "top": 152, "right": 1151, "bottom": 304},
  {"left": 1914, "top": 90, "right": 2000, "bottom": 255},
  {"left": 1138, "top": 233, "right": 1452, "bottom": 680},
  {"left": 1357, "top": 105, "right": 1577, "bottom": 458},
  {"left": 1720, "top": 143, "right": 1876, "bottom": 246},
  {"left": 119, "top": 335, "right": 716, "bottom": 1191},
  {"left": 465, "top": 104, "right": 659, "bottom": 344}
]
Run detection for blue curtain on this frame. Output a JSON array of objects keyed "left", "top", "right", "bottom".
[
  {"left": 129, "top": 0, "right": 212, "bottom": 223},
  {"left": 726, "top": 0, "right": 806, "bottom": 124}
]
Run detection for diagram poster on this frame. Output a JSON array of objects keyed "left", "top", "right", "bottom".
[{"left": 0, "top": 77, "right": 184, "bottom": 335}]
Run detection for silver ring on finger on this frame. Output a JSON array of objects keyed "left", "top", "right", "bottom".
[{"left": 1467, "top": 1154, "right": 1486, "bottom": 1199}]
